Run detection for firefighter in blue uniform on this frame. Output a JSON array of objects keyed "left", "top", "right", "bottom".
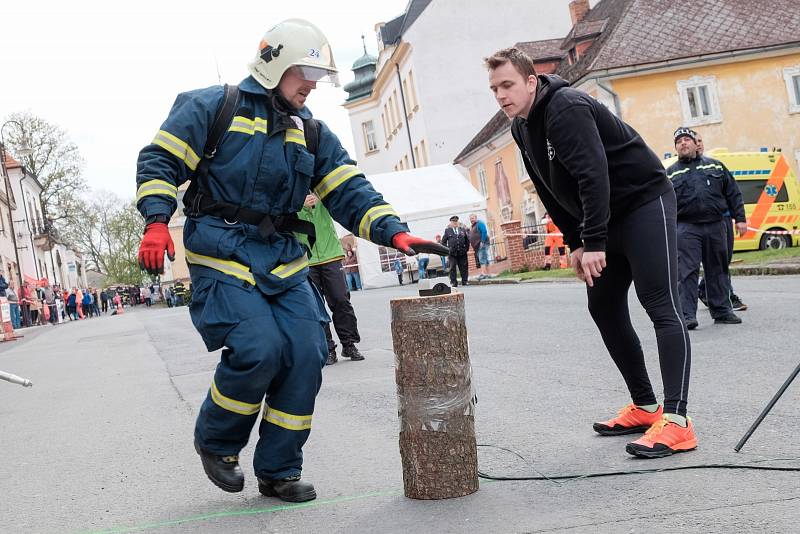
[
  {"left": 667, "top": 127, "right": 747, "bottom": 330},
  {"left": 135, "top": 19, "right": 446, "bottom": 502}
]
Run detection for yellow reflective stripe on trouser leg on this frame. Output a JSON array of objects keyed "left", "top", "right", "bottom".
[
  {"left": 136, "top": 179, "right": 178, "bottom": 203},
  {"left": 185, "top": 250, "right": 256, "bottom": 285},
  {"left": 358, "top": 205, "right": 398, "bottom": 241},
  {"left": 210, "top": 380, "right": 262, "bottom": 416},
  {"left": 263, "top": 404, "right": 312, "bottom": 430},
  {"left": 270, "top": 256, "right": 309, "bottom": 279},
  {"left": 151, "top": 130, "right": 201, "bottom": 171},
  {"left": 284, "top": 128, "right": 306, "bottom": 147},
  {"left": 314, "top": 165, "right": 360, "bottom": 200}
]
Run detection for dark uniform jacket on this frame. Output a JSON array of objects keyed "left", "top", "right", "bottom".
[
  {"left": 666, "top": 156, "right": 746, "bottom": 224},
  {"left": 441, "top": 225, "right": 470, "bottom": 257},
  {"left": 511, "top": 74, "right": 672, "bottom": 252}
]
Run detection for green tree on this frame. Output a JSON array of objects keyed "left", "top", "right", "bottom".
[{"left": 60, "top": 193, "right": 147, "bottom": 286}]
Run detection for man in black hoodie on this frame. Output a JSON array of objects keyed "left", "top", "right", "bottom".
[{"left": 485, "top": 47, "right": 696, "bottom": 458}]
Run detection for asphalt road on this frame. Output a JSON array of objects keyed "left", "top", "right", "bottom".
[{"left": 1, "top": 275, "right": 799, "bottom": 533}]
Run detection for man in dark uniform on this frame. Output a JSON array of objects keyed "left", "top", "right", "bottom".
[
  {"left": 441, "top": 216, "right": 470, "bottom": 286},
  {"left": 668, "top": 127, "right": 746, "bottom": 330},
  {"left": 694, "top": 132, "right": 747, "bottom": 312}
]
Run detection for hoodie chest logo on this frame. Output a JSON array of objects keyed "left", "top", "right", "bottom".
[{"left": 546, "top": 139, "right": 555, "bottom": 161}]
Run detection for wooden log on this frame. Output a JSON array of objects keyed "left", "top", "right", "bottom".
[{"left": 390, "top": 292, "right": 478, "bottom": 500}]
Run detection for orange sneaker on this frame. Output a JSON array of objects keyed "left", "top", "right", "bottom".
[
  {"left": 626, "top": 416, "right": 698, "bottom": 458},
  {"left": 593, "top": 403, "right": 663, "bottom": 436}
]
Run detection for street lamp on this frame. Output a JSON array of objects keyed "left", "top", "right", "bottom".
[{"left": 0, "top": 120, "right": 34, "bottom": 294}]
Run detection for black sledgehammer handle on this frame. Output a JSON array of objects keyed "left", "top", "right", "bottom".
[{"left": 734, "top": 361, "right": 800, "bottom": 452}]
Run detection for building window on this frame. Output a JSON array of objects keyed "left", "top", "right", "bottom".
[
  {"left": 381, "top": 112, "right": 389, "bottom": 139},
  {"left": 516, "top": 148, "right": 529, "bottom": 182},
  {"left": 362, "top": 121, "right": 378, "bottom": 152},
  {"left": 392, "top": 90, "right": 402, "bottom": 128},
  {"left": 408, "top": 70, "right": 419, "bottom": 111},
  {"left": 783, "top": 66, "right": 800, "bottom": 113},
  {"left": 378, "top": 246, "right": 405, "bottom": 273},
  {"left": 419, "top": 139, "right": 428, "bottom": 166},
  {"left": 477, "top": 163, "right": 488, "bottom": 198},
  {"left": 403, "top": 78, "right": 414, "bottom": 118},
  {"left": 403, "top": 154, "right": 409, "bottom": 169},
  {"left": 677, "top": 76, "right": 722, "bottom": 126}
]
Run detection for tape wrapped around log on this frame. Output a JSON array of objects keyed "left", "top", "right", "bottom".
[{"left": 390, "top": 292, "right": 478, "bottom": 499}]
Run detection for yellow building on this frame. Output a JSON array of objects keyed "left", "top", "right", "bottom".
[{"left": 457, "top": 0, "right": 800, "bottom": 257}]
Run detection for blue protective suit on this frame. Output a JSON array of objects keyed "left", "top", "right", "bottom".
[{"left": 136, "top": 75, "right": 407, "bottom": 480}]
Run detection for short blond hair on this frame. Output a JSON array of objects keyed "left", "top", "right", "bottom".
[{"left": 483, "top": 47, "right": 536, "bottom": 78}]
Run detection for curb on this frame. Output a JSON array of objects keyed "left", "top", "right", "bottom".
[{"left": 730, "top": 264, "right": 800, "bottom": 276}]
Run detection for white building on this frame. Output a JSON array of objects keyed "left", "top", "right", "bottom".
[
  {"left": 342, "top": 0, "right": 575, "bottom": 175},
  {"left": 1, "top": 151, "right": 87, "bottom": 291}
]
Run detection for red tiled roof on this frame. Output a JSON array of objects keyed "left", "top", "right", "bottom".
[
  {"left": 518, "top": 39, "right": 565, "bottom": 62},
  {"left": 1, "top": 150, "right": 22, "bottom": 169},
  {"left": 561, "top": 0, "right": 800, "bottom": 82}
]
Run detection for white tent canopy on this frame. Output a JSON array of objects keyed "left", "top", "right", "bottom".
[{"left": 345, "top": 164, "right": 487, "bottom": 289}]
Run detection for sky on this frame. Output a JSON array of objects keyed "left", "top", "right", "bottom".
[{"left": 0, "top": 0, "right": 409, "bottom": 200}]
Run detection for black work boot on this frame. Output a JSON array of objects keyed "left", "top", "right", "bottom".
[
  {"left": 714, "top": 313, "right": 742, "bottom": 325},
  {"left": 341, "top": 344, "right": 364, "bottom": 361},
  {"left": 685, "top": 318, "right": 699, "bottom": 330},
  {"left": 194, "top": 441, "right": 244, "bottom": 492},
  {"left": 326, "top": 348, "right": 338, "bottom": 365},
  {"left": 258, "top": 475, "right": 317, "bottom": 502}
]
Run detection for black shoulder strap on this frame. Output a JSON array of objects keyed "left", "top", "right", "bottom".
[
  {"left": 184, "top": 84, "right": 240, "bottom": 211},
  {"left": 303, "top": 118, "right": 320, "bottom": 155}
]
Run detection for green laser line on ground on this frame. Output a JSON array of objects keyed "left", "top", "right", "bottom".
[{"left": 81, "top": 489, "right": 401, "bottom": 534}]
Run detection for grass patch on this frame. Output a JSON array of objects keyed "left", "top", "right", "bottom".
[
  {"left": 496, "top": 267, "right": 577, "bottom": 281},
  {"left": 733, "top": 247, "right": 800, "bottom": 265}
]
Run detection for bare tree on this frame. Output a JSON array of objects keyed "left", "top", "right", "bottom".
[{"left": 2, "top": 111, "right": 88, "bottom": 230}]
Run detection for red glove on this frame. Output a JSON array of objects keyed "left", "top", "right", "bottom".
[
  {"left": 138, "top": 223, "right": 175, "bottom": 275},
  {"left": 392, "top": 232, "right": 450, "bottom": 256}
]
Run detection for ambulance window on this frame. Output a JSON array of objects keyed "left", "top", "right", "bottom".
[{"left": 737, "top": 180, "right": 788, "bottom": 204}]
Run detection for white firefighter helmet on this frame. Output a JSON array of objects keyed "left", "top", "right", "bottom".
[{"left": 248, "top": 19, "right": 339, "bottom": 90}]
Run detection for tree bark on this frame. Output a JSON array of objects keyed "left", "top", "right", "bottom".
[{"left": 390, "top": 292, "right": 478, "bottom": 500}]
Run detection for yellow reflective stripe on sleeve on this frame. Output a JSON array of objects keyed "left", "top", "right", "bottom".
[
  {"left": 358, "top": 204, "right": 398, "bottom": 241},
  {"left": 270, "top": 256, "right": 309, "bottom": 279},
  {"left": 185, "top": 250, "right": 256, "bottom": 285},
  {"left": 152, "top": 130, "right": 201, "bottom": 171},
  {"left": 314, "top": 165, "right": 361, "bottom": 200},
  {"left": 667, "top": 167, "right": 690, "bottom": 180},
  {"left": 284, "top": 128, "right": 306, "bottom": 147},
  {"left": 229, "top": 116, "right": 268, "bottom": 135},
  {"left": 263, "top": 404, "right": 312, "bottom": 431},
  {"left": 211, "top": 380, "right": 261, "bottom": 416},
  {"left": 136, "top": 179, "right": 178, "bottom": 203}
]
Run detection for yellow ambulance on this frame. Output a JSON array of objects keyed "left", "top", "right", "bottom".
[{"left": 664, "top": 149, "right": 800, "bottom": 251}]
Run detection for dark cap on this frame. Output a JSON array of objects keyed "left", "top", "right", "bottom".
[
  {"left": 449, "top": 215, "right": 459, "bottom": 222},
  {"left": 673, "top": 127, "right": 697, "bottom": 145}
]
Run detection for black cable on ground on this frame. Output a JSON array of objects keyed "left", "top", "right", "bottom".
[{"left": 476, "top": 444, "right": 800, "bottom": 484}]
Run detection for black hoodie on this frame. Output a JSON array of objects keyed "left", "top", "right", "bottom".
[{"left": 511, "top": 75, "right": 672, "bottom": 252}]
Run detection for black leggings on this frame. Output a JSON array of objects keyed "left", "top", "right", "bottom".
[{"left": 586, "top": 190, "right": 691, "bottom": 416}]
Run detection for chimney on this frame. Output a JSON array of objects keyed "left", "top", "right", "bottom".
[{"left": 569, "top": 0, "right": 590, "bottom": 25}]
